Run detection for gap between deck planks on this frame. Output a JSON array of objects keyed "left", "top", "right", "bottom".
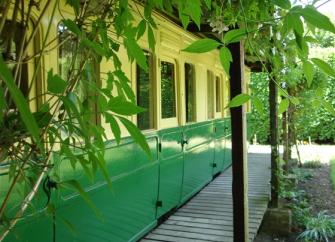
[{"left": 141, "top": 152, "right": 271, "bottom": 242}]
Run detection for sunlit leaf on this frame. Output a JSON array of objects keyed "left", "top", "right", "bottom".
[
  {"left": 278, "top": 98, "right": 289, "bottom": 114},
  {"left": 228, "top": 93, "right": 251, "bottom": 108},
  {"left": 182, "top": 39, "right": 221, "bottom": 53},
  {"left": 137, "top": 20, "right": 146, "bottom": 40},
  {"left": 311, "top": 58, "right": 335, "bottom": 78},
  {"left": 124, "top": 38, "right": 148, "bottom": 71},
  {"left": 298, "top": 6, "right": 335, "bottom": 34},
  {"left": 322, "top": 100, "right": 335, "bottom": 116},
  {"left": 148, "top": 25, "right": 156, "bottom": 52},
  {"left": 105, "top": 113, "right": 121, "bottom": 144},
  {"left": 108, "top": 97, "right": 145, "bottom": 115},
  {"left": 118, "top": 116, "right": 151, "bottom": 157},
  {"left": 271, "top": 0, "right": 291, "bottom": 9},
  {"left": 252, "top": 96, "right": 264, "bottom": 115},
  {"left": 223, "top": 29, "right": 247, "bottom": 45},
  {"left": 302, "top": 60, "right": 315, "bottom": 87}
]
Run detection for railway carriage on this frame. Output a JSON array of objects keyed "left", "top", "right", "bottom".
[{"left": 0, "top": 1, "right": 251, "bottom": 241}]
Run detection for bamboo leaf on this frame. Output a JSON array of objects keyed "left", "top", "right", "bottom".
[
  {"left": 0, "top": 56, "right": 42, "bottom": 149},
  {"left": 124, "top": 38, "right": 148, "bottom": 71},
  {"left": 278, "top": 99, "right": 289, "bottom": 114},
  {"left": 228, "top": 93, "right": 251, "bottom": 108},
  {"left": 148, "top": 25, "right": 156, "bottom": 52},
  {"left": 47, "top": 70, "right": 67, "bottom": 94},
  {"left": 271, "top": 0, "right": 291, "bottom": 9},
  {"left": 182, "top": 39, "right": 221, "bottom": 53},
  {"left": 302, "top": 60, "right": 315, "bottom": 87},
  {"left": 219, "top": 47, "right": 232, "bottom": 76},
  {"left": 81, "top": 39, "right": 105, "bottom": 57},
  {"left": 311, "top": 58, "right": 335, "bottom": 78},
  {"left": 298, "top": 6, "right": 335, "bottom": 34},
  {"left": 59, "top": 180, "right": 103, "bottom": 219},
  {"left": 136, "top": 20, "right": 146, "bottom": 40},
  {"left": 223, "top": 29, "right": 247, "bottom": 45},
  {"left": 113, "top": 70, "right": 135, "bottom": 103},
  {"left": 63, "top": 19, "right": 81, "bottom": 36},
  {"left": 108, "top": 97, "right": 145, "bottom": 115},
  {"left": 104, "top": 113, "right": 121, "bottom": 144},
  {"left": 252, "top": 96, "right": 264, "bottom": 115},
  {"left": 118, "top": 116, "right": 151, "bottom": 157}
]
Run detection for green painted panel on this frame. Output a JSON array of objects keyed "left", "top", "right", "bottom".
[
  {"left": 157, "top": 127, "right": 183, "bottom": 218},
  {"left": 53, "top": 135, "right": 159, "bottom": 242},
  {"left": 223, "top": 118, "right": 232, "bottom": 171},
  {"left": 213, "top": 120, "right": 225, "bottom": 175},
  {"left": 181, "top": 121, "right": 214, "bottom": 203}
]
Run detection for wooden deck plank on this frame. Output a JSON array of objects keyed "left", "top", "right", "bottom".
[{"left": 141, "top": 152, "right": 271, "bottom": 242}]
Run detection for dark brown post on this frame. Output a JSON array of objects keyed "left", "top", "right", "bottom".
[
  {"left": 228, "top": 41, "right": 249, "bottom": 242},
  {"left": 269, "top": 75, "right": 279, "bottom": 208}
]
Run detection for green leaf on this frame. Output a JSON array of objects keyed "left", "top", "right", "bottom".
[
  {"left": 105, "top": 113, "right": 121, "bottom": 144},
  {"left": 137, "top": 20, "right": 146, "bottom": 40},
  {"left": 290, "top": 97, "right": 300, "bottom": 105},
  {"left": 180, "top": 14, "right": 190, "bottom": 29},
  {"left": 271, "top": 0, "right": 291, "bottom": 9},
  {"left": 228, "top": 94, "right": 251, "bottom": 108},
  {"left": 278, "top": 99, "right": 289, "bottom": 114},
  {"left": 59, "top": 180, "right": 103, "bottom": 219},
  {"left": 223, "top": 29, "right": 247, "bottom": 45},
  {"left": 203, "top": 0, "right": 211, "bottom": 9},
  {"left": 182, "top": 39, "right": 221, "bottom": 53},
  {"left": 65, "top": 0, "right": 80, "bottom": 16},
  {"left": 124, "top": 38, "right": 148, "bottom": 71},
  {"left": 114, "top": 70, "right": 135, "bottom": 103},
  {"left": 118, "top": 116, "right": 151, "bottom": 157},
  {"left": 187, "top": 0, "right": 202, "bottom": 29},
  {"left": 63, "top": 19, "right": 81, "bottom": 36},
  {"left": 298, "top": 6, "right": 335, "bottom": 34},
  {"left": 81, "top": 39, "right": 105, "bottom": 57},
  {"left": 302, "top": 60, "right": 315, "bottom": 87},
  {"left": 311, "top": 58, "right": 335, "bottom": 78},
  {"left": 0, "top": 56, "right": 42, "bottom": 149},
  {"left": 148, "top": 25, "right": 156, "bottom": 52},
  {"left": 252, "top": 96, "right": 264, "bottom": 115},
  {"left": 108, "top": 97, "right": 145, "bottom": 115},
  {"left": 47, "top": 70, "right": 67, "bottom": 94},
  {"left": 219, "top": 47, "right": 232, "bottom": 76},
  {"left": 322, "top": 100, "right": 335, "bottom": 116}
]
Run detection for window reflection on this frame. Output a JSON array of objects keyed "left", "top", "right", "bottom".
[
  {"left": 137, "top": 52, "right": 154, "bottom": 130},
  {"left": 185, "top": 63, "right": 196, "bottom": 123},
  {"left": 207, "top": 70, "right": 214, "bottom": 119},
  {"left": 161, "top": 61, "right": 176, "bottom": 119}
]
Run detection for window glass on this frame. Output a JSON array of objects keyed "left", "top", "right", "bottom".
[
  {"left": 215, "top": 76, "right": 222, "bottom": 113},
  {"left": 185, "top": 63, "right": 196, "bottom": 123},
  {"left": 136, "top": 52, "right": 154, "bottom": 130},
  {"left": 161, "top": 61, "right": 176, "bottom": 119},
  {"left": 0, "top": 21, "right": 29, "bottom": 106},
  {"left": 207, "top": 70, "right": 214, "bottom": 119}
]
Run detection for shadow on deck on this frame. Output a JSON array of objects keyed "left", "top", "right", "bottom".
[{"left": 141, "top": 152, "right": 271, "bottom": 242}]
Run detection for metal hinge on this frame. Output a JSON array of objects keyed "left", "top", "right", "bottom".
[
  {"left": 212, "top": 163, "right": 217, "bottom": 168},
  {"left": 158, "top": 143, "right": 162, "bottom": 152},
  {"left": 214, "top": 127, "right": 217, "bottom": 133}
]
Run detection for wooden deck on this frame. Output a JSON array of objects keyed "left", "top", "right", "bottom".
[{"left": 141, "top": 152, "right": 271, "bottom": 242}]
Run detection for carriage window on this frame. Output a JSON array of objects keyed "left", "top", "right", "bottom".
[
  {"left": 161, "top": 61, "right": 176, "bottom": 119},
  {"left": 0, "top": 21, "right": 29, "bottom": 106},
  {"left": 185, "top": 63, "right": 196, "bottom": 123},
  {"left": 207, "top": 70, "right": 214, "bottom": 119},
  {"left": 58, "top": 22, "right": 99, "bottom": 124},
  {"left": 137, "top": 52, "right": 154, "bottom": 130},
  {"left": 215, "top": 76, "right": 222, "bottom": 113}
]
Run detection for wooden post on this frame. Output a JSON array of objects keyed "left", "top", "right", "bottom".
[
  {"left": 228, "top": 41, "right": 249, "bottom": 242},
  {"left": 269, "top": 74, "right": 279, "bottom": 208}
]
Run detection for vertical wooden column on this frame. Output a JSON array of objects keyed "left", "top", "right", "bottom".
[
  {"left": 269, "top": 75, "right": 279, "bottom": 208},
  {"left": 228, "top": 41, "right": 249, "bottom": 242}
]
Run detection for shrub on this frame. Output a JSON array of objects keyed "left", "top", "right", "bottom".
[
  {"left": 297, "top": 211, "right": 335, "bottom": 242},
  {"left": 302, "top": 160, "right": 322, "bottom": 169}
]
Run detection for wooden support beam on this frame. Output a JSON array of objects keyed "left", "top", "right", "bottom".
[
  {"left": 269, "top": 74, "right": 279, "bottom": 208},
  {"left": 228, "top": 41, "right": 249, "bottom": 242}
]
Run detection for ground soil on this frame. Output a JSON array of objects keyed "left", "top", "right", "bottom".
[{"left": 254, "top": 164, "right": 335, "bottom": 242}]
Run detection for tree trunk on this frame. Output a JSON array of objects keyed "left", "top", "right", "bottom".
[{"left": 282, "top": 110, "right": 289, "bottom": 172}]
